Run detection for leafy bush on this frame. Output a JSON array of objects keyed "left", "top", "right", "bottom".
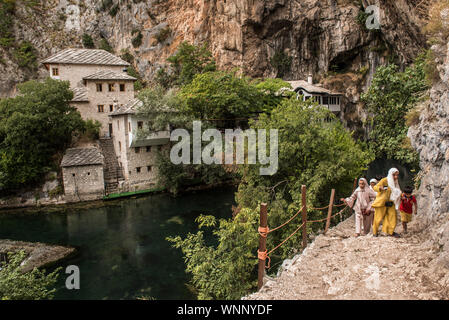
[
  {"left": 83, "top": 119, "right": 102, "bottom": 140},
  {"left": 0, "top": 0, "right": 15, "bottom": 47},
  {"left": 82, "top": 33, "right": 95, "bottom": 48},
  {"left": 0, "top": 250, "right": 60, "bottom": 300},
  {"left": 13, "top": 41, "right": 37, "bottom": 69},
  {"left": 132, "top": 31, "right": 143, "bottom": 48},
  {"left": 361, "top": 53, "right": 429, "bottom": 168},
  {"left": 155, "top": 27, "right": 171, "bottom": 43},
  {"left": 99, "top": 38, "right": 113, "bottom": 53}
]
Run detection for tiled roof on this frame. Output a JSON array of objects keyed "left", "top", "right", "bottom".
[
  {"left": 110, "top": 98, "right": 141, "bottom": 116},
  {"left": 71, "top": 87, "right": 89, "bottom": 102},
  {"left": 83, "top": 70, "right": 137, "bottom": 81},
  {"left": 61, "top": 148, "right": 104, "bottom": 167},
  {"left": 42, "top": 48, "right": 130, "bottom": 66},
  {"left": 287, "top": 80, "right": 342, "bottom": 95}
]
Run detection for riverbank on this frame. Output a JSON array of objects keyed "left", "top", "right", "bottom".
[
  {"left": 0, "top": 180, "right": 238, "bottom": 213},
  {"left": 245, "top": 213, "right": 449, "bottom": 300},
  {"left": 0, "top": 240, "right": 76, "bottom": 272}
]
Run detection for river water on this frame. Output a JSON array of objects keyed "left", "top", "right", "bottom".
[{"left": 0, "top": 186, "right": 236, "bottom": 300}]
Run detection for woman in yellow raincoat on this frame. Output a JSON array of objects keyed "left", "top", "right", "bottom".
[{"left": 372, "top": 168, "right": 402, "bottom": 237}]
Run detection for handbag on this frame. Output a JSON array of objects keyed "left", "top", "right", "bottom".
[{"left": 385, "top": 201, "right": 394, "bottom": 207}]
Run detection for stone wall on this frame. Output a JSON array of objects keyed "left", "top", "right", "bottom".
[
  {"left": 62, "top": 164, "right": 105, "bottom": 202},
  {"left": 47, "top": 63, "right": 125, "bottom": 88}
]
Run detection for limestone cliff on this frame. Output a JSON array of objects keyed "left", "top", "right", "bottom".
[
  {"left": 409, "top": 42, "right": 449, "bottom": 269},
  {"left": 1, "top": 0, "right": 426, "bottom": 131}
]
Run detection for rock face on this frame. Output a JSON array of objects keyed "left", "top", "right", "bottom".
[
  {"left": 408, "top": 42, "right": 449, "bottom": 269},
  {"left": 1, "top": 1, "right": 425, "bottom": 108}
]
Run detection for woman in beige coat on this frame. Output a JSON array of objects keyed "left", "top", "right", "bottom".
[{"left": 341, "top": 178, "right": 377, "bottom": 237}]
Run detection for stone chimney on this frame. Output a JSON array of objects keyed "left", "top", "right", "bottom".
[{"left": 307, "top": 74, "right": 313, "bottom": 85}]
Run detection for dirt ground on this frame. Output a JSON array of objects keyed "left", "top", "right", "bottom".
[{"left": 245, "top": 214, "right": 449, "bottom": 300}]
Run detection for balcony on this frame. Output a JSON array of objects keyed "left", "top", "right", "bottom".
[{"left": 129, "top": 130, "right": 171, "bottom": 148}]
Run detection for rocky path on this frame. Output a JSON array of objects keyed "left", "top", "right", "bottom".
[{"left": 245, "top": 215, "right": 449, "bottom": 300}]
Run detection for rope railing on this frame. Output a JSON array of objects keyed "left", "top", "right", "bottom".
[{"left": 256, "top": 180, "right": 357, "bottom": 290}]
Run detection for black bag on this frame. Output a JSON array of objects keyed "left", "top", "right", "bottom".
[{"left": 385, "top": 201, "right": 394, "bottom": 207}]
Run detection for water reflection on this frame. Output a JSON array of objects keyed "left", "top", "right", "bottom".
[{"left": 0, "top": 187, "right": 236, "bottom": 300}]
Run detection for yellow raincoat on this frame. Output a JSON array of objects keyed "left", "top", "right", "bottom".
[{"left": 372, "top": 178, "right": 397, "bottom": 235}]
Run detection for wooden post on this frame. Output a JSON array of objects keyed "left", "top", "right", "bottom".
[
  {"left": 258, "top": 203, "right": 268, "bottom": 290},
  {"left": 301, "top": 185, "right": 307, "bottom": 250},
  {"left": 325, "top": 189, "right": 336, "bottom": 234}
]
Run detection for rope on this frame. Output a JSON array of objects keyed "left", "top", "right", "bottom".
[
  {"left": 268, "top": 206, "right": 304, "bottom": 234},
  {"left": 258, "top": 226, "right": 269, "bottom": 238},
  {"left": 257, "top": 205, "right": 349, "bottom": 269}
]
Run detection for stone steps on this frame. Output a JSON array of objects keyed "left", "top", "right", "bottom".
[{"left": 99, "top": 138, "right": 124, "bottom": 194}]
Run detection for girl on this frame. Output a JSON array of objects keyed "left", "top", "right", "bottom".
[{"left": 341, "top": 178, "right": 376, "bottom": 237}]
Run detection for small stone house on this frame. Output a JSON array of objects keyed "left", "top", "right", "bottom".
[
  {"left": 287, "top": 76, "right": 343, "bottom": 113},
  {"left": 61, "top": 147, "right": 105, "bottom": 202}
]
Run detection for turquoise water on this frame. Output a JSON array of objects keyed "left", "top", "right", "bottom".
[{"left": 0, "top": 187, "right": 236, "bottom": 300}]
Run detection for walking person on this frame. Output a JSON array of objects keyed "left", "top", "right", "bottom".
[
  {"left": 399, "top": 186, "right": 418, "bottom": 234},
  {"left": 372, "top": 168, "right": 402, "bottom": 237},
  {"left": 341, "top": 178, "right": 376, "bottom": 237}
]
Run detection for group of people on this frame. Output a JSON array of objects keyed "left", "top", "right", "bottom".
[{"left": 340, "top": 168, "right": 418, "bottom": 238}]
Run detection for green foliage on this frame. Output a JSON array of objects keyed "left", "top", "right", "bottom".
[
  {"left": 127, "top": 66, "right": 145, "bottom": 91},
  {"left": 270, "top": 51, "right": 292, "bottom": 78},
  {"left": 155, "top": 27, "right": 171, "bottom": 43},
  {"left": 166, "top": 42, "right": 216, "bottom": 87},
  {"left": 83, "top": 119, "right": 101, "bottom": 140},
  {"left": 132, "top": 31, "right": 143, "bottom": 48},
  {"left": 254, "top": 78, "right": 294, "bottom": 112},
  {"left": 0, "top": 0, "right": 15, "bottom": 47},
  {"left": 120, "top": 48, "right": 134, "bottom": 64},
  {"left": 0, "top": 251, "right": 60, "bottom": 300},
  {"left": 178, "top": 71, "right": 264, "bottom": 122},
  {"left": 167, "top": 209, "right": 259, "bottom": 300},
  {"left": 13, "top": 41, "right": 37, "bottom": 69},
  {"left": 170, "top": 98, "right": 373, "bottom": 299},
  {"left": 82, "top": 33, "right": 95, "bottom": 48},
  {"left": 99, "top": 38, "right": 113, "bottom": 53},
  {"left": 361, "top": 53, "right": 429, "bottom": 168},
  {"left": 0, "top": 78, "right": 85, "bottom": 191}
]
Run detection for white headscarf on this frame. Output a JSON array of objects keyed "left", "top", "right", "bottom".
[{"left": 387, "top": 168, "right": 402, "bottom": 209}]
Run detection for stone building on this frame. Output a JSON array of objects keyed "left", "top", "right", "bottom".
[
  {"left": 42, "top": 49, "right": 135, "bottom": 137},
  {"left": 287, "top": 76, "right": 343, "bottom": 113},
  {"left": 44, "top": 48, "right": 172, "bottom": 196},
  {"left": 61, "top": 147, "right": 105, "bottom": 202},
  {"left": 110, "top": 98, "right": 171, "bottom": 190}
]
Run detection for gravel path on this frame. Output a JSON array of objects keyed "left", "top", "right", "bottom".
[{"left": 245, "top": 215, "right": 449, "bottom": 300}]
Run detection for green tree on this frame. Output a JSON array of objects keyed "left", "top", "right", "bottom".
[
  {"left": 361, "top": 53, "right": 429, "bottom": 168},
  {"left": 169, "top": 97, "right": 373, "bottom": 299},
  {"left": 254, "top": 78, "right": 294, "bottom": 112},
  {"left": 0, "top": 251, "right": 60, "bottom": 300},
  {"left": 178, "top": 71, "right": 264, "bottom": 122},
  {"left": 0, "top": 78, "right": 85, "bottom": 191},
  {"left": 165, "top": 42, "right": 216, "bottom": 87}
]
